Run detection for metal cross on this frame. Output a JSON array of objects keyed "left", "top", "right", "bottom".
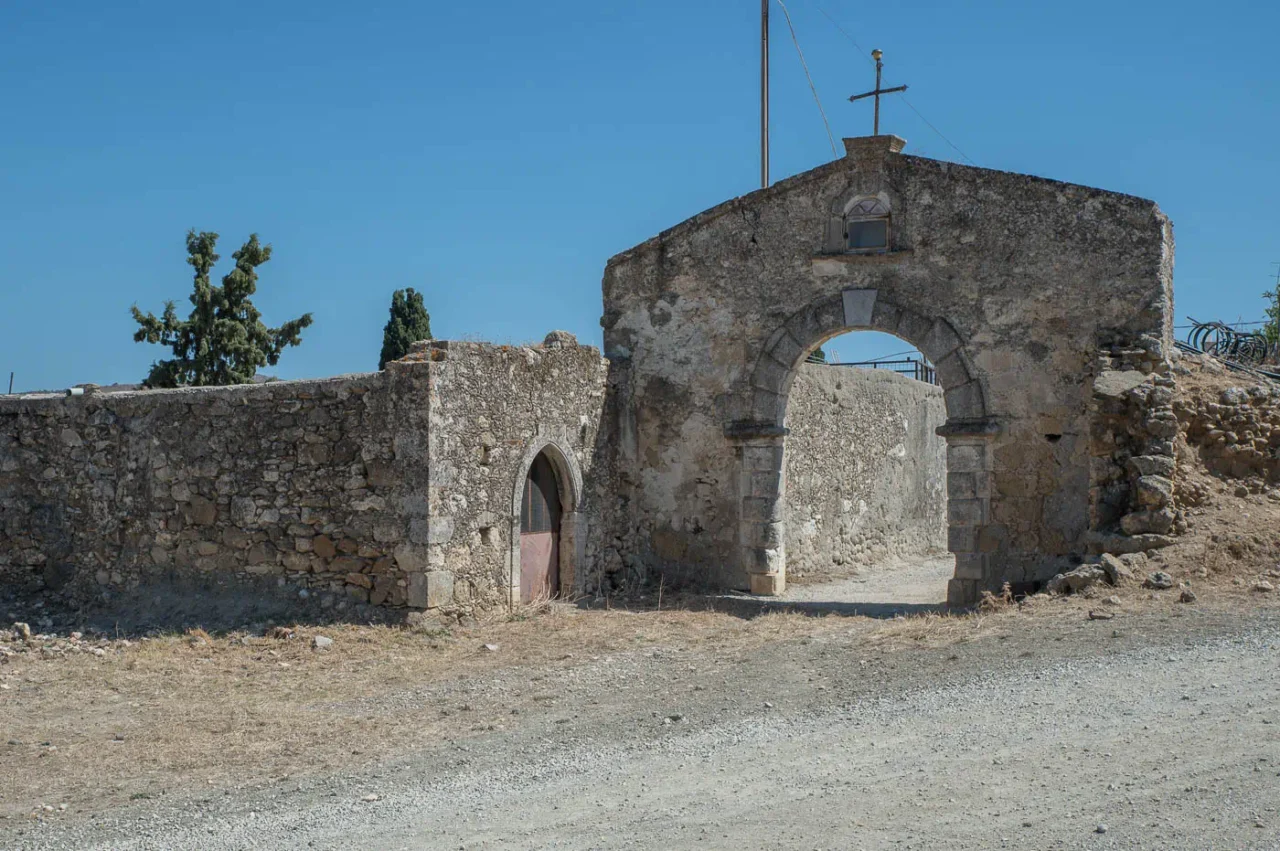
[{"left": 848, "top": 49, "right": 908, "bottom": 136}]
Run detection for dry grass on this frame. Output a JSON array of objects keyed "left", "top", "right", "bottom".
[
  {"left": 3, "top": 558, "right": 1276, "bottom": 824},
  {"left": 0, "top": 596, "right": 1016, "bottom": 820}
]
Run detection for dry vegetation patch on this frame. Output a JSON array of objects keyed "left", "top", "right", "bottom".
[
  {"left": 10, "top": 573, "right": 1272, "bottom": 828},
  {"left": 0, "top": 593, "right": 1089, "bottom": 823}
]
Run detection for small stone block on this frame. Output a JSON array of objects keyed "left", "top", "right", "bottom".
[
  {"left": 944, "top": 381, "right": 985, "bottom": 420},
  {"left": 922, "top": 319, "right": 962, "bottom": 360},
  {"left": 947, "top": 578, "right": 978, "bottom": 608},
  {"left": 749, "top": 572, "right": 786, "bottom": 596},
  {"left": 954, "top": 554, "right": 986, "bottom": 580},
  {"left": 841, "top": 288, "right": 878, "bottom": 327},
  {"left": 948, "top": 498, "right": 986, "bottom": 526},
  {"left": 742, "top": 445, "right": 783, "bottom": 472},
  {"left": 946, "top": 442, "right": 988, "bottom": 473},
  {"left": 947, "top": 471, "right": 978, "bottom": 500},
  {"left": 426, "top": 570, "right": 454, "bottom": 608},
  {"left": 767, "top": 333, "right": 805, "bottom": 370},
  {"left": 947, "top": 525, "right": 978, "bottom": 553},
  {"left": 933, "top": 350, "right": 970, "bottom": 390}
]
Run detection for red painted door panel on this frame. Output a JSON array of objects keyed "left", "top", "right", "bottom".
[
  {"left": 520, "top": 531, "right": 558, "bottom": 603},
  {"left": 520, "top": 452, "right": 562, "bottom": 603}
]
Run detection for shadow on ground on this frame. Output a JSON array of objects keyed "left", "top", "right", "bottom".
[
  {"left": 0, "top": 577, "right": 402, "bottom": 638},
  {"left": 576, "top": 593, "right": 947, "bottom": 620}
]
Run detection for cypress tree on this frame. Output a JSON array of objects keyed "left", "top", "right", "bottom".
[
  {"left": 379, "top": 288, "right": 433, "bottom": 369},
  {"left": 131, "top": 230, "right": 313, "bottom": 387}
]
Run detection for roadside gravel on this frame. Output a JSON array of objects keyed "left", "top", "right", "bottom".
[{"left": 10, "top": 601, "right": 1279, "bottom": 851}]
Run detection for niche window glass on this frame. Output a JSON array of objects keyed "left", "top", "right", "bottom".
[{"left": 844, "top": 198, "right": 891, "bottom": 253}]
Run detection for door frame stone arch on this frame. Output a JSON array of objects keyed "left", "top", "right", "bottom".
[
  {"left": 508, "top": 439, "right": 585, "bottom": 606},
  {"left": 729, "top": 287, "right": 998, "bottom": 606}
]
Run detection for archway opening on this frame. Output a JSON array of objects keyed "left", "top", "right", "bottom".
[
  {"left": 739, "top": 290, "right": 995, "bottom": 607},
  {"left": 780, "top": 329, "right": 950, "bottom": 610},
  {"left": 519, "top": 451, "right": 562, "bottom": 603}
]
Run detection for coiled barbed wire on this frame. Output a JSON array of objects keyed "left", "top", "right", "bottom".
[{"left": 1185, "top": 318, "right": 1278, "bottom": 366}]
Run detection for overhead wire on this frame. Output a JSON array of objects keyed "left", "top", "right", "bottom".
[
  {"left": 775, "top": 0, "right": 839, "bottom": 158},
  {"left": 801, "top": 0, "right": 978, "bottom": 167}
]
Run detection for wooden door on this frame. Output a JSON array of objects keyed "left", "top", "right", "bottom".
[{"left": 519, "top": 453, "right": 561, "bottom": 602}]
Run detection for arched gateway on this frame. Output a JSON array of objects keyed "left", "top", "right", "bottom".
[{"left": 601, "top": 135, "right": 1174, "bottom": 605}]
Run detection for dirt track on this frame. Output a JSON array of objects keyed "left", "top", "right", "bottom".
[{"left": 10, "top": 584, "right": 1279, "bottom": 851}]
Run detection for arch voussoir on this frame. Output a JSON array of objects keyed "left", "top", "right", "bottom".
[
  {"left": 921, "top": 319, "right": 963, "bottom": 363},
  {"left": 933, "top": 348, "right": 975, "bottom": 391}
]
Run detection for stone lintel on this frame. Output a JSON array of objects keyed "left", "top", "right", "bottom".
[
  {"left": 725, "top": 421, "right": 790, "bottom": 441},
  {"left": 935, "top": 418, "right": 1001, "bottom": 439}
]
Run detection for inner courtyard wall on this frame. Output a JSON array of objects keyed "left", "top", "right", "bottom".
[{"left": 784, "top": 364, "right": 946, "bottom": 580}]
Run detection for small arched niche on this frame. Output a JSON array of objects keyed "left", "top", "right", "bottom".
[
  {"left": 842, "top": 196, "right": 892, "bottom": 253},
  {"left": 824, "top": 193, "right": 894, "bottom": 255}
]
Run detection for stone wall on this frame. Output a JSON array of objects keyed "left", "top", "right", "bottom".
[
  {"left": 1088, "top": 337, "right": 1181, "bottom": 555},
  {"left": 1172, "top": 362, "right": 1280, "bottom": 492},
  {"left": 784, "top": 364, "right": 946, "bottom": 580},
  {"left": 0, "top": 372, "right": 417, "bottom": 608},
  {"left": 403, "top": 339, "right": 612, "bottom": 606},
  {"left": 0, "top": 338, "right": 614, "bottom": 614}
]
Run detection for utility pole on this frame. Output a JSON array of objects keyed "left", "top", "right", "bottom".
[
  {"left": 6, "top": 372, "right": 11, "bottom": 395},
  {"left": 760, "top": 0, "right": 769, "bottom": 188}
]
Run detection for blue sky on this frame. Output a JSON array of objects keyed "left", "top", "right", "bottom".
[{"left": 1, "top": 0, "right": 1277, "bottom": 391}]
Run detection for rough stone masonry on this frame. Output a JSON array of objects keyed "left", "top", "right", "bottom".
[
  {"left": 603, "top": 135, "right": 1174, "bottom": 604},
  {"left": 1, "top": 134, "right": 1179, "bottom": 611}
]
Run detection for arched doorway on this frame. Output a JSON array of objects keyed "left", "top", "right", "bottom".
[
  {"left": 783, "top": 329, "right": 949, "bottom": 600},
  {"left": 738, "top": 289, "right": 995, "bottom": 605},
  {"left": 519, "top": 452, "right": 562, "bottom": 602}
]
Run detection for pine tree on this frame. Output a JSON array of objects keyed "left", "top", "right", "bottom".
[
  {"left": 379, "top": 288, "right": 433, "bottom": 369},
  {"left": 131, "top": 230, "right": 313, "bottom": 388}
]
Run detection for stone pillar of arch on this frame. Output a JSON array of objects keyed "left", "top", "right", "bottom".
[{"left": 728, "top": 287, "right": 998, "bottom": 606}]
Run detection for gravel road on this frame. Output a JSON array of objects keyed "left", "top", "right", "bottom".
[{"left": 10, "top": 602, "right": 1280, "bottom": 850}]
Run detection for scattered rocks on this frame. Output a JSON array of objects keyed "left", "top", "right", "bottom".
[
  {"left": 482, "top": 643, "right": 499, "bottom": 652},
  {"left": 1253, "top": 580, "right": 1275, "bottom": 593},
  {"left": 1179, "top": 588, "right": 1198, "bottom": 603},
  {"left": 1087, "top": 610, "right": 1114, "bottom": 621},
  {"left": 1143, "top": 571, "right": 1175, "bottom": 590},
  {"left": 312, "top": 635, "right": 334, "bottom": 650},
  {"left": 1099, "top": 554, "right": 1132, "bottom": 585},
  {"left": 1046, "top": 565, "right": 1107, "bottom": 596}
]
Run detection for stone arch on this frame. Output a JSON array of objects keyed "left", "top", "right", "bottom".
[
  {"left": 732, "top": 287, "right": 997, "bottom": 606},
  {"left": 507, "top": 439, "right": 585, "bottom": 606}
]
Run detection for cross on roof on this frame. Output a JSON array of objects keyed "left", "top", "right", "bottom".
[{"left": 848, "top": 49, "right": 908, "bottom": 136}]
